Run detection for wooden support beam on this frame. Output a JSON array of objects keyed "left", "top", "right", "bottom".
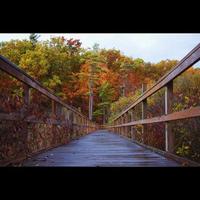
[
  {"left": 141, "top": 84, "right": 147, "bottom": 144},
  {"left": 130, "top": 109, "right": 135, "bottom": 139},
  {"left": 124, "top": 115, "right": 126, "bottom": 136},
  {"left": 119, "top": 118, "right": 121, "bottom": 133},
  {"left": 165, "top": 81, "right": 174, "bottom": 153},
  {"left": 23, "top": 84, "right": 30, "bottom": 106},
  {"left": 52, "top": 100, "right": 56, "bottom": 116},
  {"left": 80, "top": 117, "right": 83, "bottom": 134},
  {"left": 56, "top": 103, "right": 62, "bottom": 117},
  {"left": 122, "top": 117, "right": 123, "bottom": 135},
  {"left": 85, "top": 119, "right": 86, "bottom": 133},
  {"left": 126, "top": 112, "right": 129, "bottom": 137},
  {"left": 123, "top": 115, "right": 125, "bottom": 136},
  {"left": 119, "top": 119, "right": 120, "bottom": 133},
  {"left": 124, "top": 113, "right": 127, "bottom": 136},
  {"left": 118, "top": 119, "right": 120, "bottom": 134},
  {"left": 115, "top": 120, "right": 117, "bottom": 133}
]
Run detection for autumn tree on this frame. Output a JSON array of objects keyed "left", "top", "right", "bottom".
[
  {"left": 94, "top": 81, "right": 115, "bottom": 124},
  {"left": 0, "top": 40, "right": 33, "bottom": 65},
  {"left": 76, "top": 46, "right": 105, "bottom": 120}
]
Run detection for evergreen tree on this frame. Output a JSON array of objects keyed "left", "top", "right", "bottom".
[{"left": 29, "top": 33, "right": 40, "bottom": 44}]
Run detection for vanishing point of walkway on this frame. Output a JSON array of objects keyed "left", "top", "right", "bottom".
[{"left": 22, "top": 130, "right": 179, "bottom": 167}]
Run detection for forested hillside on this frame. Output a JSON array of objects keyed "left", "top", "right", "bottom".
[
  {"left": 0, "top": 35, "right": 183, "bottom": 122},
  {"left": 1, "top": 35, "right": 200, "bottom": 162}
]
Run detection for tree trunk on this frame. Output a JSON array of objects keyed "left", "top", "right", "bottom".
[{"left": 88, "top": 65, "right": 93, "bottom": 121}]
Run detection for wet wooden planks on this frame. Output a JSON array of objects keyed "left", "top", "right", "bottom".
[{"left": 22, "top": 130, "right": 179, "bottom": 167}]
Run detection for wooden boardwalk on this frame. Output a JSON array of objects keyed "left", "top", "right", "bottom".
[{"left": 22, "top": 130, "right": 179, "bottom": 167}]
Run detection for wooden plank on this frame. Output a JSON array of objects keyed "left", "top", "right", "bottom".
[
  {"left": 112, "top": 43, "right": 200, "bottom": 121},
  {"left": 126, "top": 136, "right": 200, "bottom": 167},
  {"left": 22, "top": 130, "right": 180, "bottom": 167},
  {"left": 108, "top": 106, "right": 200, "bottom": 128}
]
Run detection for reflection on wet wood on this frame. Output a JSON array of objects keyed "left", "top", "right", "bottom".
[{"left": 23, "top": 130, "right": 179, "bottom": 167}]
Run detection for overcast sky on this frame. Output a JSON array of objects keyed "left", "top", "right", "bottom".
[{"left": 0, "top": 33, "right": 200, "bottom": 64}]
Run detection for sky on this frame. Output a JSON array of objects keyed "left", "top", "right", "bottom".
[{"left": 0, "top": 33, "right": 200, "bottom": 65}]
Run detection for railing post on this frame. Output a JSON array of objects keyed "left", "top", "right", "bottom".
[
  {"left": 119, "top": 117, "right": 121, "bottom": 135},
  {"left": 115, "top": 120, "right": 116, "bottom": 133},
  {"left": 23, "top": 84, "right": 30, "bottom": 107},
  {"left": 82, "top": 117, "right": 84, "bottom": 134},
  {"left": 86, "top": 119, "right": 88, "bottom": 134},
  {"left": 119, "top": 117, "right": 122, "bottom": 135},
  {"left": 72, "top": 112, "right": 74, "bottom": 137},
  {"left": 85, "top": 119, "right": 87, "bottom": 134},
  {"left": 125, "top": 113, "right": 129, "bottom": 137},
  {"left": 130, "top": 109, "right": 135, "bottom": 140},
  {"left": 123, "top": 115, "right": 125, "bottom": 136},
  {"left": 57, "top": 103, "right": 62, "bottom": 118},
  {"left": 124, "top": 114, "right": 127, "bottom": 136},
  {"left": 80, "top": 117, "right": 83, "bottom": 135},
  {"left": 165, "top": 81, "right": 174, "bottom": 153},
  {"left": 120, "top": 117, "right": 122, "bottom": 135},
  {"left": 121, "top": 117, "right": 123, "bottom": 135},
  {"left": 114, "top": 120, "right": 116, "bottom": 133},
  {"left": 78, "top": 116, "right": 81, "bottom": 136},
  {"left": 114, "top": 120, "right": 118, "bottom": 133},
  {"left": 128, "top": 111, "right": 131, "bottom": 138},
  {"left": 141, "top": 83, "right": 147, "bottom": 144},
  {"left": 123, "top": 115, "right": 126, "bottom": 136},
  {"left": 74, "top": 114, "right": 77, "bottom": 138},
  {"left": 117, "top": 119, "right": 119, "bottom": 134},
  {"left": 87, "top": 119, "right": 89, "bottom": 134},
  {"left": 22, "top": 84, "right": 30, "bottom": 151},
  {"left": 52, "top": 100, "right": 56, "bottom": 116}
]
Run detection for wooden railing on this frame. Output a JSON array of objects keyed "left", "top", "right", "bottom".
[
  {"left": 0, "top": 55, "right": 98, "bottom": 165},
  {"left": 106, "top": 43, "right": 200, "bottom": 166}
]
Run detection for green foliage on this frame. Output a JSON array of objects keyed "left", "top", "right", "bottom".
[
  {"left": 99, "top": 81, "right": 114, "bottom": 102},
  {"left": 43, "top": 75, "right": 62, "bottom": 88},
  {"left": 0, "top": 40, "right": 33, "bottom": 65},
  {"left": 1, "top": 36, "right": 200, "bottom": 163},
  {"left": 176, "top": 145, "right": 190, "bottom": 157},
  {"left": 94, "top": 81, "right": 115, "bottom": 123},
  {"left": 109, "top": 89, "right": 142, "bottom": 122},
  {"left": 19, "top": 47, "right": 49, "bottom": 80}
]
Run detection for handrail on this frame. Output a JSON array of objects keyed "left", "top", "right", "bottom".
[
  {"left": 108, "top": 106, "right": 200, "bottom": 128},
  {"left": 107, "top": 42, "right": 200, "bottom": 163},
  {"left": 112, "top": 43, "right": 200, "bottom": 121},
  {"left": 0, "top": 54, "right": 98, "bottom": 165},
  {"left": 0, "top": 55, "right": 88, "bottom": 120}
]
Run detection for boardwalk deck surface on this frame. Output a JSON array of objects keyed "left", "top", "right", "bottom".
[{"left": 22, "top": 130, "right": 179, "bottom": 167}]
